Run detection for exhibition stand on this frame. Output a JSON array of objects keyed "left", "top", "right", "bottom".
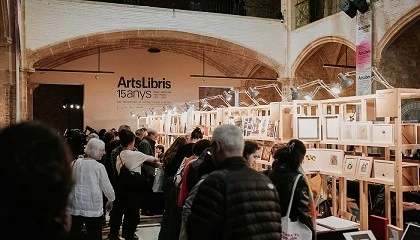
[{"left": 144, "top": 88, "right": 420, "bottom": 236}]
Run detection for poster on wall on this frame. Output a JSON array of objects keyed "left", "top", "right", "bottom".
[{"left": 115, "top": 76, "right": 173, "bottom": 117}]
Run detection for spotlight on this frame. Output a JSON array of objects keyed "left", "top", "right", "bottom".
[
  {"left": 186, "top": 102, "right": 195, "bottom": 110},
  {"left": 291, "top": 86, "right": 302, "bottom": 100},
  {"left": 337, "top": 73, "right": 354, "bottom": 89},
  {"left": 75, "top": 105, "right": 81, "bottom": 109},
  {"left": 278, "top": 11, "right": 284, "bottom": 23},
  {"left": 248, "top": 87, "right": 259, "bottom": 98},
  {"left": 70, "top": 104, "right": 74, "bottom": 109},
  {"left": 63, "top": 105, "right": 67, "bottom": 109},
  {"left": 223, "top": 91, "right": 233, "bottom": 101},
  {"left": 339, "top": 0, "right": 357, "bottom": 18},
  {"left": 353, "top": 0, "right": 370, "bottom": 14}
]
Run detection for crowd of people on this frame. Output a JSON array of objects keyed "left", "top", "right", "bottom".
[{"left": 2, "top": 121, "right": 419, "bottom": 240}]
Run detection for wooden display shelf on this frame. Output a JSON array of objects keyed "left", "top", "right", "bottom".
[
  {"left": 320, "top": 141, "right": 394, "bottom": 148},
  {"left": 318, "top": 171, "right": 394, "bottom": 185},
  {"left": 243, "top": 136, "right": 276, "bottom": 141},
  {"left": 390, "top": 185, "right": 420, "bottom": 192},
  {"left": 167, "top": 133, "right": 186, "bottom": 136}
]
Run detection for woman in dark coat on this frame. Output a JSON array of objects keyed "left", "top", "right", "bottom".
[{"left": 269, "top": 139, "right": 316, "bottom": 240}]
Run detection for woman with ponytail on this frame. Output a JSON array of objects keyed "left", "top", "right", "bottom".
[{"left": 269, "top": 139, "right": 316, "bottom": 240}]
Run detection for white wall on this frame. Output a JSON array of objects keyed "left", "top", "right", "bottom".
[
  {"left": 30, "top": 49, "right": 241, "bottom": 130},
  {"left": 24, "top": 0, "right": 286, "bottom": 68}
]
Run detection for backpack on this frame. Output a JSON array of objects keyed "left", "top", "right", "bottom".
[{"left": 316, "top": 197, "right": 332, "bottom": 218}]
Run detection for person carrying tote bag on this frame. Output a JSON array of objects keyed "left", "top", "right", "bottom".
[{"left": 282, "top": 174, "right": 313, "bottom": 240}]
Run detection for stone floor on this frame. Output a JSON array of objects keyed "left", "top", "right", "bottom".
[{"left": 101, "top": 214, "right": 162, "bottom": 239}]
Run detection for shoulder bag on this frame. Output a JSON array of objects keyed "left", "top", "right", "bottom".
[{"left": 281, "top": 174, "right": 313, "bottom": 240}]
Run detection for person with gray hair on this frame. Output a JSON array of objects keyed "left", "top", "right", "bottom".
[
  {"left": 186, "top": 124, "right": 282, "bottom": 240},
  {"left": 69, "top": 138, "right": 115, "bottom": 240}
]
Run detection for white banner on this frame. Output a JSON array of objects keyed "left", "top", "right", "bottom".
[{"left": 356, "top": 10, "right": 372, "bottom": 96}]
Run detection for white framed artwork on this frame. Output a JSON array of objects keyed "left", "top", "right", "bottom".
[
  {"left": 372, "top": 124, "right": 394, "bottom": 145},
  {"left": 356, "top": 156, "right": 374, "bottom": 178},
  {"left": 355, "top": 121, "right": 372, "bottom": 143},
  {"left": 323, "top": 149, "right": 344, "bottom": 174},
  {"left": 323, "top": 115, "right": 340, "bottom": 141},
  {"left": 302, "top": 148, "right": 322, "bottom": 172},
  {"left": 341, "top": 122, "right": 355, "bottom": 142},
  {"left": 297, "top": 116, "right": 320, "bottom": 141},
  {"left": 343, "top": 155, "right": 358, "bottom": 176},
  {"left": 343, "top": 230, "right": 377, "bottom": 240}
]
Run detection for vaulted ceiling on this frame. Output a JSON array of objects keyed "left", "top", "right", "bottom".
[{"left": 30, "top": 31, "right": 279, "bottom": 80}]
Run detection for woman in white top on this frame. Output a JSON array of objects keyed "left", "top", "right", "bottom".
[{"left": 69, "top": 138, "right": 115, "bottom": 240}]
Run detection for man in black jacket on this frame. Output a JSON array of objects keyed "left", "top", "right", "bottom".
[
  {"left": 186, "top": 124, "right": 282, "bottom": 240},
  {"left": 138, "top": 129, "right": 161, "bottom": 215}
]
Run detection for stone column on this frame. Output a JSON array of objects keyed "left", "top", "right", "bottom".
[
  {"left": 0, "top": 0, "right": 15, "bottom": 127},
  {"left": 19, "top": 69, "right": 33, "bottom": 121},
  {"left": 27, "top": 81, "right": 39, "bottom": 121},
  {"left": 277, "top": 77, "right": 292, "bottom": 101}
]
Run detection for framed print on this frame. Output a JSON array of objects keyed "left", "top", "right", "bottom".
[
  {"left": 388, "top": 224, "right": 403, "bottom": 240},
  {"left": 355, "top": 122, "right": 372, "bottom": 143},
  {"left": 297, "top": 116, "right": 320, "bottom": 140},
  {"left": 324, "top": 115, "right": 340, "bottom": 140},
  {"left": 341, "top": 122, "right": 355, "bottom": 142},
  {"left": 343, "top": 155, "right": 358, "bottom": 176},
  {"left": 343, "top": 230, "right": 377, "bottom": 240},
  {"left": 323, "top": 149, "right": 344, "bottom": 174},
  {"left": 372, "top": 124, "right": 394, "bottom": 145},
  {"left": 401, "top": 223, "right": 420, "bottom": 240},
  {"left": 261, "top": 141, "right": 274, "bottom": 161},
  {"left": 302, "top": 149, "right": 322, "bottom": 172},
  {"left": 356, "top": 157, "right": 374, "bottom": 178}
]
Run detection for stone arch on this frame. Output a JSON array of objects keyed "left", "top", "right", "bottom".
[
  {"left": 291, "top": 36, "right": 355, "bottom": 77},
  {"left": 377, "top": 5, "right": 420, "bottom": 60},
  {"left": 27, "top": 30, "right": 281, "bottom": 79}
]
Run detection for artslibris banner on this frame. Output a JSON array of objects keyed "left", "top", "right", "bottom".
[
  {"left": 356, "top": 10, "right": 372, "bottom": 96},
  {"left": 115, "top": 76, "right": 173, "bottom": 114}
]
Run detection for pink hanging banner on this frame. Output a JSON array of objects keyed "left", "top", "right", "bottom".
[{"left": 356, "top": 10, "right": 372, "bottom": 96}]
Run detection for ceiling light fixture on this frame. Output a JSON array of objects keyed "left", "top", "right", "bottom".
[
  {"left": 337, "top": 73, "right": 355, "bottom": 89},
  {"left": 248, "top": 87, "right": 260, "bottom": 98},
  {"left": 223, "top": 91, "right": 233, "bottom": 102},
  {"left": 147, "top": 47, "right": 161, "bottom": 53}
]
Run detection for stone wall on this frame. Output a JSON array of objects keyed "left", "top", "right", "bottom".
[
  {"left": 379, "top": 19, "right": 420, "bottom": 89},
  {"left": 0, "top": 0, "right": 15, "bottom": 127}
]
